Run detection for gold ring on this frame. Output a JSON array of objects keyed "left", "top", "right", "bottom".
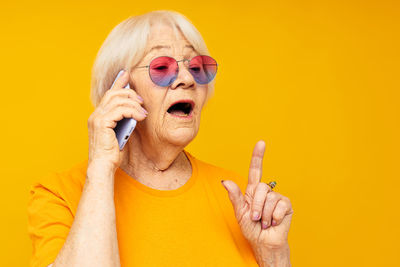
[{"left": 267, "top": 181, "right": 277, "bottom": 190}]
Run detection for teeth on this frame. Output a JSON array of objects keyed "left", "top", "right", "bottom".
[{"left": 170, "top": 110, "right": 189, "bottom": 116}]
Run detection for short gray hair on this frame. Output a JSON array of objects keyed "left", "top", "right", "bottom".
[{"left": 90, "top": 10, "right": 215, "bottom": 107}]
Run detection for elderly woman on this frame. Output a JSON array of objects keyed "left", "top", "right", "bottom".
[{"left": 28, "top": 10, "right": 293, "bottom": 267}]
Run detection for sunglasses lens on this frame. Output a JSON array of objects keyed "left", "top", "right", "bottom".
[
  {"left": 189, "top": 55, "right": 218, "bottom": 84},
  {"left": 149, "top": 57, "right": 178, "bottom": 86}
]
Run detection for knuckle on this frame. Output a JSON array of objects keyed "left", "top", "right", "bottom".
[
  {"left": 114, "top": 97, "right": 130, "bottom": 107},
  {"left": 88, "top": 112, "right": 99, "bottom": 127},
  {"left": 134, "top": 105, "right": 145, "bottom": 114},
  {"left": 103, "top": 89, "right": 113, "bottom": 98},
  {"left": 124, "top": 106, "right": 135, "bottom": 117},
  {"left": 273, "top": 213, "right": 284, "bottom": 221},
  {"left": 284, "top": 196, "right": 292, "bottom": 204},
  {"left": 99, "top": 93, "right": 110, "bottom": 105},
  {"left": 273, "top": 208, "right": 285, "bottom": 219},
  {"left": 87, "top": 115, "right": 93, "bottom": 125},
  {"left": 237, "top": 208, "right": 247, "bottom": 226},
  {"left": 108, "top": 93, "right": 121, "bottom": 104},
  {"left": 263, "top": 199, "right": 273, "bottom": 210},
  {"left": 252, "top": 199, "right": 264, "bottom": 209},
  {"left": 252, "top": 201, "right": 265, "bottom": 215},
  {"left": 129, "top": 98, "right": 142, "bottom": 108},
  {"left": 132, "top": 99, "right": 142, "bottom": 108},
  {"left": 128, "top": 90, "right": 137, "bottom": 97},
  {"left": 93, "top": 117, "right": 103, "bottom": 129},
  {"left": 278, "top": 199, "right": 288, "bottom": 209},
  {"left": 110, "top": 121, "right": 117, "bottom": 128},
  {"left": 244, "top": 192, "right": 253, "bottom": 204},
  {"left": 130, "top": 109, "right": 139, "bottom": 118},
  {"left": 259, "top": 182, "right": 270, "bottom": 191},
  {"left": 267, "top": 191, "right": 278, "bottom": 201}
]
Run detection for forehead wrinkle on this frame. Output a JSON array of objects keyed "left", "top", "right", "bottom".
[{"left": 148, "top": 44, "right": 194, "bottom": 53}]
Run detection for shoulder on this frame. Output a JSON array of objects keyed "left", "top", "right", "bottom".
[
  {"left": 28, "top": 161, "right": 88, "bottom": 267},
  {"left": 29, "top": 159, "right": 88, "bottom": 216}
]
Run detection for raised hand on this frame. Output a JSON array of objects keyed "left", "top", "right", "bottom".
[{"left": 221, "top": 140, "right": 293, "bottom": 250}]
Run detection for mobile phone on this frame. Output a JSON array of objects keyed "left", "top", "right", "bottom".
[{"left": 110, "top": 70, "right": 137, "bottom": 150}]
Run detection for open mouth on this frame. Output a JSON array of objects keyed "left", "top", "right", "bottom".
[{"left": 167, "top": 100, "right": 194, "bottom": 118}]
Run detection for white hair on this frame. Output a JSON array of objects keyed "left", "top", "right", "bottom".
[{"left": 90, "top": 10, "right": 215, "bottom": 107}]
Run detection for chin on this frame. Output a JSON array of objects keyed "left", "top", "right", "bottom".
[{"left": 165, "top": 127, "right": 198, "bottom": 146}]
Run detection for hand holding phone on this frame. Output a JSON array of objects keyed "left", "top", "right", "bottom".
[
  {"left": 87, "top": 69, "right": 147, "bottom": 171},
  {"left": 111, "top": 70, "right": 138, "bottom": 150}
]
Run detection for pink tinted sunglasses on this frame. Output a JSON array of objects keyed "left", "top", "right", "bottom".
[{"left": 134, "top": 55, "right": 218, "bottom": 87}]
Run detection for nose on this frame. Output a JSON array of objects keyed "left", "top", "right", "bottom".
[{"left": 170, "top": 59, "right": 195, "bottom": 90}]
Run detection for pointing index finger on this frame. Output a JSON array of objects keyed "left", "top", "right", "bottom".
[{"left": 248, "top": 140, "right": 266, "bottom": 187}]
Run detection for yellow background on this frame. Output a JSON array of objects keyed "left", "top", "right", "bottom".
[{"left": 1, "top": 0, "right": 399, "bottom": 266}]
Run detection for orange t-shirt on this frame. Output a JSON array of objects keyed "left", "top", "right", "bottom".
[{"left": 27, "top": 151, "right": 258, "bottom": 267}]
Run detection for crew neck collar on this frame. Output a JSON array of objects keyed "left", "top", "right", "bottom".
[{"left": 115, "top": 150, "right": 198, "bottom": 197}]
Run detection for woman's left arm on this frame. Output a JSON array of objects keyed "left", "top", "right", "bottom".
[{"left": 221, "top": 140, "right": 293, "bottom": 267}]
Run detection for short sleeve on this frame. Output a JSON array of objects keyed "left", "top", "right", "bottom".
[{"left": 27, "top": 173, "right": 74, "bottom": 267}]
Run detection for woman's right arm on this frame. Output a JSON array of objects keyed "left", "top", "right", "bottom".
[
  {"left": 50, "top": 70, "right": 147, "bottom": 267},
  {"left": 51, "top": 161, "right": 120, "bottom": 266}
]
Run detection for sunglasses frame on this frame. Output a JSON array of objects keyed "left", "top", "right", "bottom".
[{"left": 133, "top": 55, "right": 218, "bottom": 87}]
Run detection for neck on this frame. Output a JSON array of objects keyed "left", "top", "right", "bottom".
[{"left": 120, "top": 130, "right": 189, "bottom": 180}]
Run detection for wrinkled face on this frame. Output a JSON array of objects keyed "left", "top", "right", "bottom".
[{"left": 129, "top": 23, "right": 208, "bottom": 147}]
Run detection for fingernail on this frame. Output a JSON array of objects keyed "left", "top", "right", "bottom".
[
  {"left": 272, "top": 220, "right": 277, "bottom": 226},
  {"left": 262, "top": 222, "right": 268, "bottom": 229},
  {"left": 253, "top": 212, "right": 260, "bottom": 221},
  {"left": 137, "top": 95, "right": 143, "bottom": 102},
  {"left": 221, "top": 180, "right": 227, "bottom": 190},
  {"left": 142, "top": 107, "right": 148, "bottom": 114}
]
